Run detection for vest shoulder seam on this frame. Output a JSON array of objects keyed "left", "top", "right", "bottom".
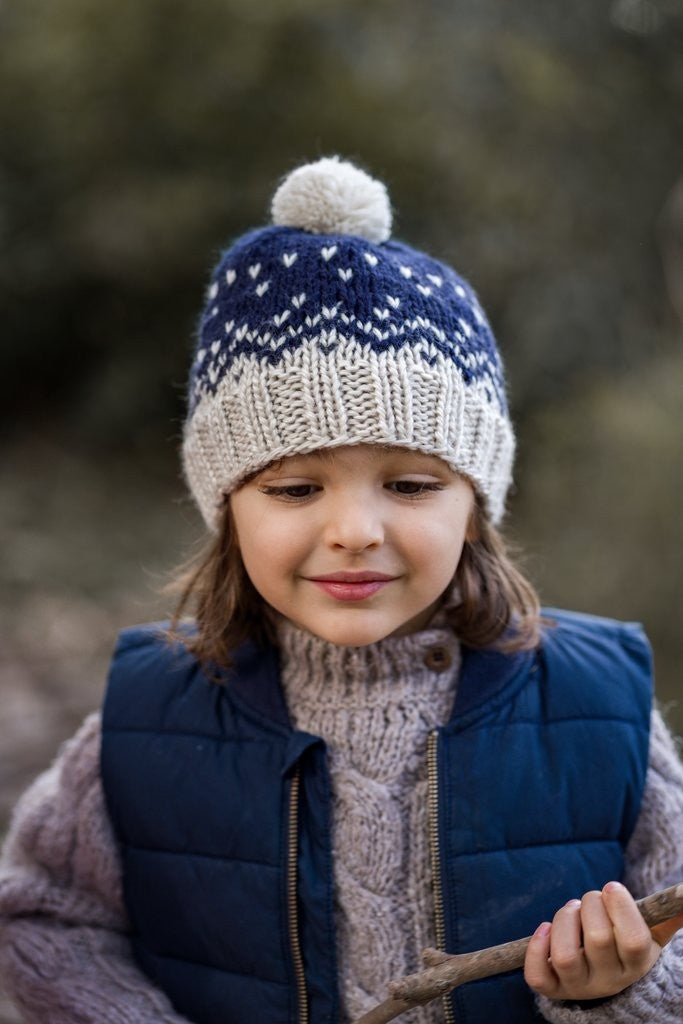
[
  {"left": 451, "top": 714, "right": 650, "bottom": 733},
  {"left": 451, "top": 837, "right": 622, "bottom": 857},
  {"left": 124, "top": 842, "right": 279, "bottom": 869},
  {"left": 103, "top": 725, "right": 284, "bottom": 744},
  {"left": 139, "top": 946, "right": 290, "bottom": 986}
]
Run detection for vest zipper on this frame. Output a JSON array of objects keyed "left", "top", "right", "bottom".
[
  {"left": 287, "top": 766, "right": 309, "bottom": 1024},
  {"left": 427, "top": 730, "right": 455, "bottom": 1024}
]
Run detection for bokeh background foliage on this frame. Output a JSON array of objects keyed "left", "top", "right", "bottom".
[{"left": 1, "top": 0, "right": 683, "bottom": 861}]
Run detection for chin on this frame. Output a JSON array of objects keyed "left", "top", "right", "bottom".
[{"left": 303, "top": 617, "right": 397, "bottom": 648}]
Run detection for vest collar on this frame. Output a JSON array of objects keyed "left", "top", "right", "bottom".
[
  {"left": 217, "top": 633, "right": 537, "bottom": 732},
  {"left": 451, "top": 643, "right": 537, "bottom": 724},
  {"left": 217, "top": 640, "right": 291, "bottom": 729}
]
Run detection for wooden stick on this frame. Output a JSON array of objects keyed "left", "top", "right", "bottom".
[{"left": 352, "top": 882, "right": 683, "bottom": 1024}]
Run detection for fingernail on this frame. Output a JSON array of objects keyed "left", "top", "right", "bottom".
[
  {"left": 535, "top": 922, "right": 552, "bottom": 938},
  {"left": 565, "top": 899, "right": 582, "bottom": 909},
  {"left": 604, "top": 881, "right": 625, "bottom": 893}
]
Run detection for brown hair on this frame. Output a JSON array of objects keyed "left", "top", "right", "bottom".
[{"left": 168, "top": 495, "right": 541, "bottom": 670}]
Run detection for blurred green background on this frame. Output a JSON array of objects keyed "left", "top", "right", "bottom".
[{"left": 1, "top": 0, "right": 683, "bottom": 877}]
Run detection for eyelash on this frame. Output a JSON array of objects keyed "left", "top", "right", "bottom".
[
  {"left": 259, "top": 484, "right": 319, "bottom": 501},
  {"left": 389, "top": 481, "right": 442, "bottom": 497},
  {"left": 258, "top": 481, "right": 444, "bottom": 502}
]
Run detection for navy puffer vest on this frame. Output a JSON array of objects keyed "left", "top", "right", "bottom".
[{"left": 101, "top": 609, "right": 652, "bottom": 1024}]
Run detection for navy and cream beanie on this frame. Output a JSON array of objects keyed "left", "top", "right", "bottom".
[{"left": 183, "top": 156, "right": 515, "bottom": 528}]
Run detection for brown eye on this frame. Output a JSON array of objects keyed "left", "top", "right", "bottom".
[
  {"left": 259, "top": 484, "right": 319, "bottom": 501},
  {"left": 282, "top": 485, "right": 316, "bottom": 498},
  {"left": 389, "top": 480, "right": 441, "bottom": 496}
]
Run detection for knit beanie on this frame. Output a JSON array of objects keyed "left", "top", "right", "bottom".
[{"left": 183, "top": 156, "right": 514, "bottom": 528}]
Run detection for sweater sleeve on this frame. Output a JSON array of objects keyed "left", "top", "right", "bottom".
[
  {"left": 537, "top": 706, "right": 683, "bottom": 1023},
  {"left": 0, "top": 712, "right": 192, "bottom": 1024}
]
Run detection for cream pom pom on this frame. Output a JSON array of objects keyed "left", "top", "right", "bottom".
[{"left": 271, "top": 156, "right": 392, "bottom": 244}]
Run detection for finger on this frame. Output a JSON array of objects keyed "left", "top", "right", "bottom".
[
  {"left": 524, "top": 921, "right": 559, "bottom": 996},
  {"left": 548, "top": 899, "right": 589, "bottom": 989},
  {"left": 602, "top": 881, "right": 658, "bottom": 972},
  {"left": 580, "top": 890, "right": 621, "bottom": 976}
]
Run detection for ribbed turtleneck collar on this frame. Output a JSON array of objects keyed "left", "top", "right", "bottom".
[{"left": 275, "top": 614, "right": 461, "bottom": 737}]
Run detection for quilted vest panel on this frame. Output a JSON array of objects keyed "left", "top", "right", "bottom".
[
  {"left": 101, "top": 629, "right": 339, "bottom": 1024},
  {"left": 101, "top": 609, "right": 651, "bottom": 1024},
  {"left": 439, "top": 608, "right": 652, "bottom": 1022}
]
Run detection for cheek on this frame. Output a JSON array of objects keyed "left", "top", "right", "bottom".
[
  {"left": 430, "top": 534, "right": 467, "bottom": 580},
  {"left": 237, "top": 517, "right": 307, "bottom": 585},
  {"left": 412, "top": 511, "right": 471, "bottom": 581}
]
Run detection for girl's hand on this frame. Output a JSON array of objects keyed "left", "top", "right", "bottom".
[{"left": 524, "top": 881, "right": 663, "bottom": 1002}]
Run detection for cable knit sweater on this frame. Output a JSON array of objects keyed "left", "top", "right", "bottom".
[
  {"left": 1, "top": 621, "right": 683, "bottom": 1024},
  {"left": 277, "top": 619, "right": 459, "bottom": 1023}
]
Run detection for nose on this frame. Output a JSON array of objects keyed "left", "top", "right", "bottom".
[{"left": 322, "top": 494, "right": 384, "bottom": 552}]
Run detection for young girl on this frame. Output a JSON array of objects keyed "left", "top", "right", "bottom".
[{"left": 1, "top": 157, "right": 682, "bottom": 1024}]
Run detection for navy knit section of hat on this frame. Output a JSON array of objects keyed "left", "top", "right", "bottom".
[{"left": 189, "top": 226, "right": 506, "bottom": 416}]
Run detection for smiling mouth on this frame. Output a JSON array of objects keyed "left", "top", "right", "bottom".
[
  {"left": 307, "top": 571, "right": 396, "bottom": 583},
  {"left": 305, "top": 572, "right": 397, "bottom": 602}
]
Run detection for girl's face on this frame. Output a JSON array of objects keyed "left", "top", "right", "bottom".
[{"left": 229, "top": 445, "right": 475, "bottom": 646}]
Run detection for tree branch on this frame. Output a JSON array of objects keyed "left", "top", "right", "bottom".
[{"left": 352, "top": 882, "right": 683, "bottom": 1024}]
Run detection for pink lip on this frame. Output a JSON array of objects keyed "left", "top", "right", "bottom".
[
  {"left": 305, "top": 571, "right": 397, "bottom": 602},
  {"left": 307, "top": 571, "right": 396, "bottom": 582}
]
